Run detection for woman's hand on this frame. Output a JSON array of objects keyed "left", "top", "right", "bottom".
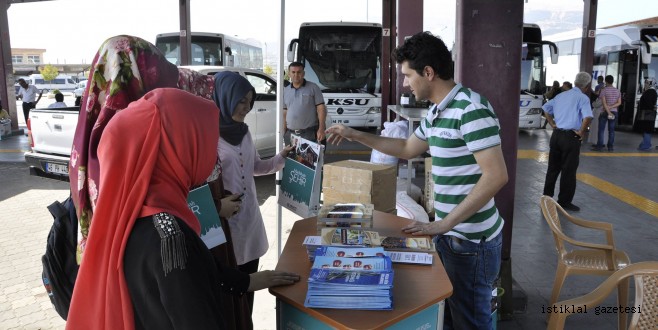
[
  {"left": 279, "top": 144, "right": 294, "bottom": 157},
  {"left": 219, "top": 193, "right": 242, "bottom": 218},
  {"left": 248, "top": 270, "right": 300, "bottom": 292}
]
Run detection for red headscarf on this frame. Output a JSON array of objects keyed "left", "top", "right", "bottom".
[
  {"left": 69, "top": 35, "right": 214, "bottom": 255},
  {"left": 66, "top": 88, "right": 219, "bottom": 329}
]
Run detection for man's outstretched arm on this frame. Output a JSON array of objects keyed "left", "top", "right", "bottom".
[{"left": 325, "top": 124, "right": 428, "bottom": 160}]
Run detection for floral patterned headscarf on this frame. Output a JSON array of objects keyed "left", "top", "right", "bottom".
[{"left": 69, "top": 35, "right": 214, "bottom": 256}]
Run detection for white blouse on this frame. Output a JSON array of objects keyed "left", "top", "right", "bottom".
[{"left": 218, "top": 133, "right": 285, "bottom": 265}]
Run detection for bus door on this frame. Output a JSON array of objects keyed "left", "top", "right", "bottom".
[{"left": 605, "top": 50, "right": 638, "bottom": 126}]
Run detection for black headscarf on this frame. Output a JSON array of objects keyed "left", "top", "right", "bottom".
[{"left": 213, "top": 71, "right": 256, "bottom": 145}]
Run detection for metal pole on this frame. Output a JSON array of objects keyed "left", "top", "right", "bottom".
[
  {"left": 276, "top": 0, "right": 286, "bottom": 258},
  {"left": 178, "top": 0, "right": 191, "bottom": 66},
  {"left": 0, "top": 0, "right": 19, "bottom": 132},
  {"left": 580, "top": 0, "right": 598, "bottom": 76},
  {"left": 455, "top": 0, "right": 524, "bottom": 320}
]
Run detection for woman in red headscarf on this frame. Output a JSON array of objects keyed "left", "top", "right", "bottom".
[{"left": 67, "top": 88, "right": 235, "bottom": 328}]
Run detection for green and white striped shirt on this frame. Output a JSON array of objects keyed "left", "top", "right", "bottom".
[{"left": 414, "top": 83, "right": 504, "bottom": 242}]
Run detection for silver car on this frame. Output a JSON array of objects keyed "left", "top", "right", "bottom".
[{"left": 180, "top": 66, "right": 278, "bottom": 158}]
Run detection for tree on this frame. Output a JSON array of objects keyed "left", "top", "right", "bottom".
[
  {"left": 263, "top": 64, "right": 274, "bottom": 76},
  {"left": 40, "top": 65, "right": 59, "bottom": 83}
]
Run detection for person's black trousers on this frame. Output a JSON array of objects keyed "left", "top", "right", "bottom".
[
  {"left": 543, "top": 129, "right": 581, "bottom": 204},
  {"left": 22, "top": 102, "right": 35, "bottom": 123}
]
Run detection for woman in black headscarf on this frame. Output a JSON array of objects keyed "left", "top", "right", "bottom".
[{"left": 213, "top": 71, "right": 293, "bottom": 314}]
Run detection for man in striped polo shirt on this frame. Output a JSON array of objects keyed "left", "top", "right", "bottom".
[{"left": 326, "top": 32, "right": 508, "bottom": 329}]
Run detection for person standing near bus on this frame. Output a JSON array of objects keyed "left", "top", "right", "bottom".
[
  {"left": 635, "top": 81, "right": 657, "bottom": 151},
  {"left": 542, "top": 72, "right": 593, "bottom": 212},
  {"left": 283, "top": 62, "right": 327, "bottom": 145},
  {"left": 593, "top": 75, "right": 622, "bottom": 152},
  {"left": 326, "top": 32, "right": 508, "bottom": 329},
  {"left": 16, "top": 78, "right": 43, "bottom": 124}
]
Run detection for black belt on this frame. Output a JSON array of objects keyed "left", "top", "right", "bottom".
[
  {"left": 555, "top": 128, "right": 576, "bottom": 132},
  {"left": 290, "top": 126, "right": 318, "bottom": 134}
]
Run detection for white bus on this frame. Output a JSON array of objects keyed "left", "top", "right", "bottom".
[
  {"left": 545, "top": 24, "right": 658, "bottom": 128},
  {"left": 155, "top": 32, "right": 263, "bottom": 70},
  {"left": 25, "top": 74, "right": 78, "bottom": 93},
  {"left": 287, "top": 22, "right": 382, "bottom": 128},
  {"left": 519, "top": 23, "right": 558, "bottom": 129}
]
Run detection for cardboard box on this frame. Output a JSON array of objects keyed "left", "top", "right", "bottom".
[
  {"left": 322, "top": 160, "right": 396, "bottom": 212},
  {"left": 423, "top": 157, "right": 434, "bottom": 214}
]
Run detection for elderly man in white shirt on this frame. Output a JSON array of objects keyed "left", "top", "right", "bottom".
[{"left": 16, "top": 78, "right": 43, "bottom": 123}]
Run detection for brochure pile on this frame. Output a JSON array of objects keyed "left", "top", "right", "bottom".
[{"left": 304, "top": 254, "right": 394, "bottom": 310}]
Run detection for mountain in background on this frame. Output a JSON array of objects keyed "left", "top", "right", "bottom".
[{"left": 525, "top": 9, "right": 583, "bottom": 37}]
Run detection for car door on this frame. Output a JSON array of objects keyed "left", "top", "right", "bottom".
[{"left": 244, "top": 71, "right": 277, "bottom": 158}]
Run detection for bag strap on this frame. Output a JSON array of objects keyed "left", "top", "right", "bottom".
[{"left": 47, "top": 200, "right": 69, "bottom": 220}]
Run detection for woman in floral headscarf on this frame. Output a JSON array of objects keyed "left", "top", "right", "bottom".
[{"left": 69, "top": 35, "right": 215, "bottom": 254}]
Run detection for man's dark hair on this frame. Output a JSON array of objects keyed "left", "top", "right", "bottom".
[
  {"left": 392, "top": 31, "right": 453, "bottom": 80},
  {"left": 288, "top": 62, "right": 304, "bottom": 70},
  {"left": 18, "top": 78, "right": 26, "bottom": 84},
  {"left": 605, "top": 75, "right": 614, "bottom": 84},
  {"left": 55, "top": 93, "right": 64, "bottom": 102}
]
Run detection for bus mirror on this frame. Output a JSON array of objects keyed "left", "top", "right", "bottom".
[
  {"left": 225, "top": 55, "right": 235, "bottom": 67},
  {"left": 287, "top": 39, "right": 299, "bottom": 62},
  {"left": 224, "top": 46, "right": 232, "bottom": 56},
  {"left": 632, "top": 40, "right": 652, "bottom": 65},
  {"left": 544, "top": 41, "right": 559, "bottom": 65}
]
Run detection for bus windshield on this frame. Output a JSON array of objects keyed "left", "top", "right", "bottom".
[
  {"left": 299, "top": 25, "right": 381, "bottom": 94},
  {"left": 521, "top": 43, "right": 545, "bottom": 95},
  {"left": 156, "top": 35, "right": 223, "bottom": 66}
]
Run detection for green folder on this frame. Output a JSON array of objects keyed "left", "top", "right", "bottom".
[{"left": 187, "top": 184, "right": 226, "bottom": 248}]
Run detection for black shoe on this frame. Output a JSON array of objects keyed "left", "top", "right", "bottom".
[
  {"left": 591, "top": 146, "right": 603, "bottom": 151},
  {"left": 558, "top": 202, "right": 580, "bottom": 212}
]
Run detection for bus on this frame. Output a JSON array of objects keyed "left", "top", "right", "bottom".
[
  {"left": 519, "top": 23, "right": 558, "bottom": 129},
  {"left": 155, "top": 32, "right": 263, "bottom": 70},
  {"left": 287, "top": 22, "right": 382, "bottom": 128},
  {"left": 545, "top": 24, "right": 658, "bottom": 128}
]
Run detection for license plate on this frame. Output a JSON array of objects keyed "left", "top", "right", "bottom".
[
  {"left": 332, "top": 119, "right": 349, "bottom": 124},
  {"left": 46, "top": 162, "right": 68, "bottom": 175}
]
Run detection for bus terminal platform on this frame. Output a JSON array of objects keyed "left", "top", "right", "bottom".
[{"left": 0, "top": 125, "right": 657, "bottom": 329}]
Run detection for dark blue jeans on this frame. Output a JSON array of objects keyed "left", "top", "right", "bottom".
[
  {"left": 596, "top": 112, "right": 617, "bottom": 149},
  {"left": 436, "top": 233, "right": 502, "bottom": 330}
]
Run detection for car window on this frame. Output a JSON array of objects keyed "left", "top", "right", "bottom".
[{"left": 245, "top": 72, "right": 276, "bottom": 101}]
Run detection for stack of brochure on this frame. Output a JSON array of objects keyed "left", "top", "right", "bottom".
[
  {"left": 304, "top": 254, "right": 394, "bottom": 310},
  {"left": 315, "top": 246, "right": 433, "bottom": 265},
  {"left": 302, "top": 236, "right": 322, "bottom": 261}
]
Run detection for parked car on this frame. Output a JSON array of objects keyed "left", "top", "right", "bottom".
[
  {"left": 24, "top": 105, "right": 79, "bottom": 181},
  {"left": 180, "top": 65, "right": 278, "bottom": 157},
  {"left": 25, "top": 66, "right": 279, "bottom": 181}
]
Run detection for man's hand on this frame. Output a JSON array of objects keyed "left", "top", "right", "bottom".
[
  {"left": 316, "top": 124, "right": 326, "bottom": 142},
  {"left": 325, "top": 124, "right": 357, "bottom": 145},
  {"left": 248, "top": 270, "right": 300, "bottom": 292},
  {"left": 402, "top": 220, "right": 451, "bottom": 236},
  {"left": 219, "top": 194, "right": 242, "bottom": 218}
]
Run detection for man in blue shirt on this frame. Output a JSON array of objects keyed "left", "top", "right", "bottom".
[{"left": 542, "top": 72, "right": 593, "bottom": 212}]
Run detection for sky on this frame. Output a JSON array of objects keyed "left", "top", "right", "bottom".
[{"left": 6, "top": 0, "right": 658, "bottom": 65}]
